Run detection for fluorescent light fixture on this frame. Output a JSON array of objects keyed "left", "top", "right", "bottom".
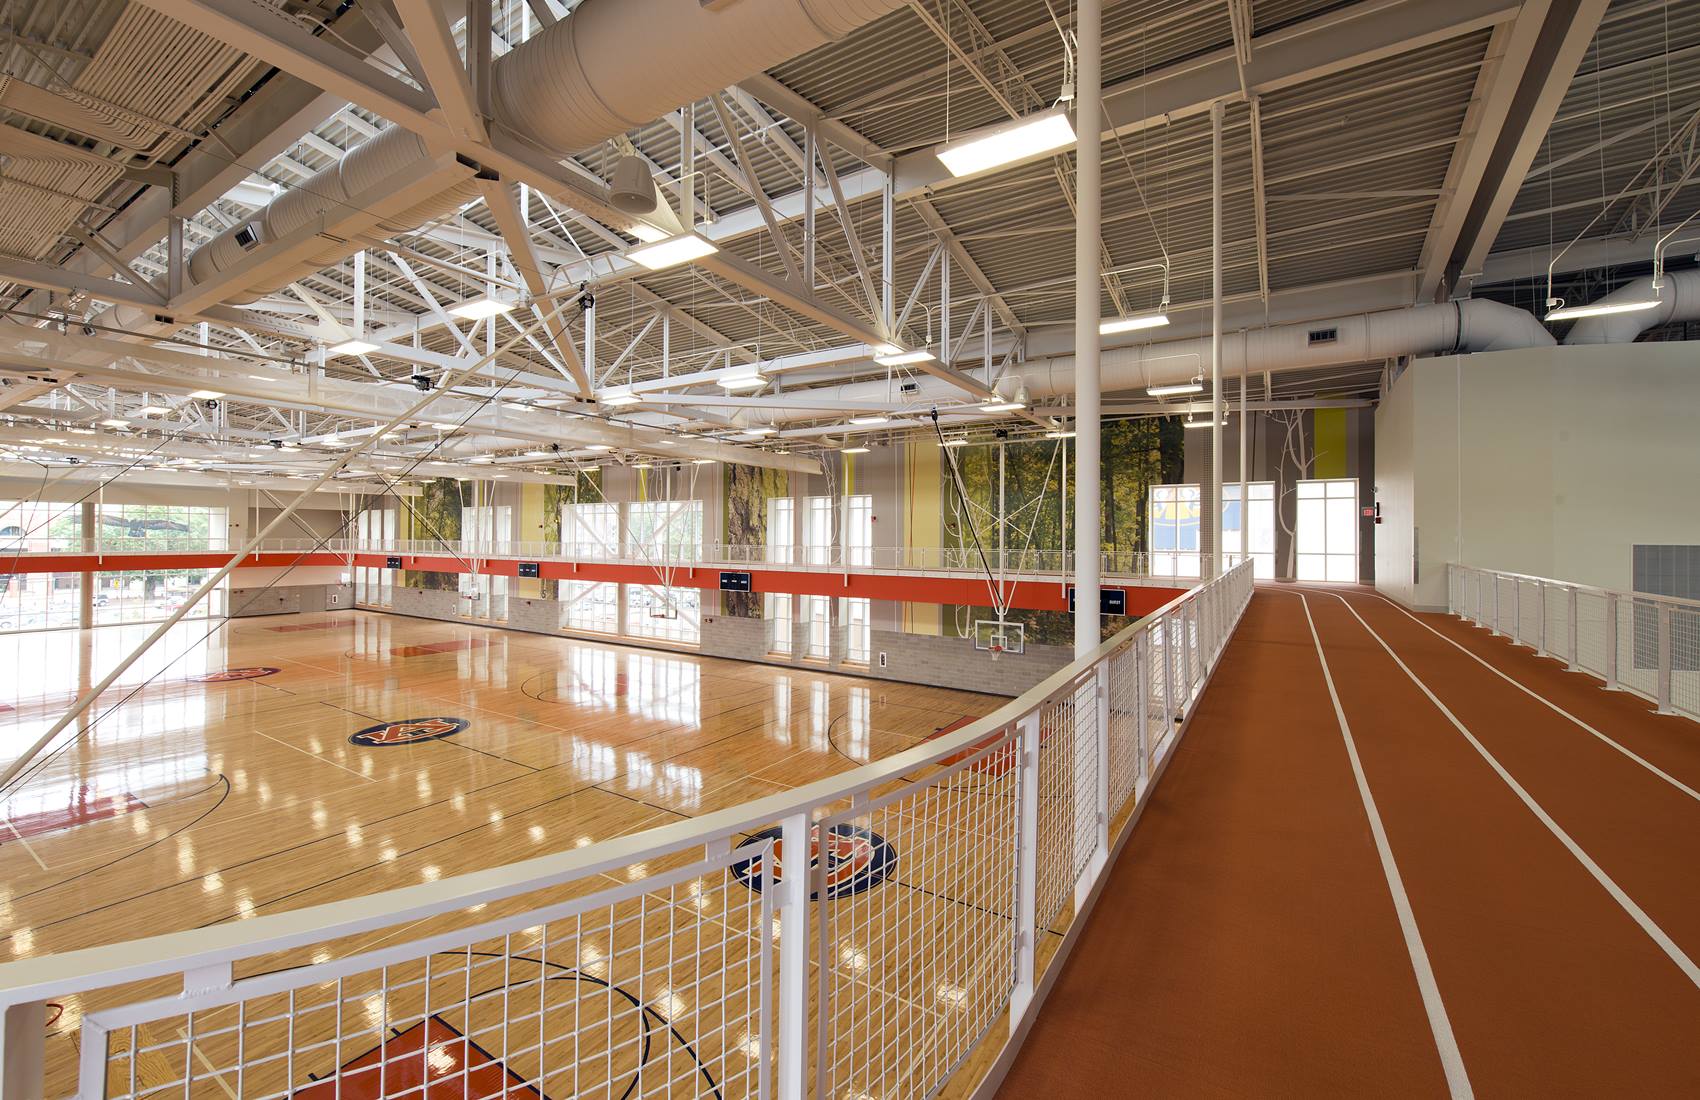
[
  {"left": 329, "top": 339, "right": 379, "bottom": 356},
  {"left": 431, "top": 422, "right": 458, "bottom": 431},
  {"left": 137, "top": 405, "right": 170, "bottom": 417},
  {"left": 1099, "top": 311, "right": 1171, "bottom": 335},
  {"left": 99, "top": 418, "right": 130, "bottom": 428},
  {"left": 981, "top": 400, "right": 1025, "bottom": 413},
  {"left": 872, "top": 342, "right": 902, "bottom": 355},
  {"left": 691, "top": 458, "right": 716, "bottom": 465},
  {"left": 873, "top": 349, "right": 936, "bottom": 367},
  {"left": 627, "top": 233, "right": 718, "bottom": 271},
  {"left": 848, "top": 415, "right": 889, "bottom": 426},
  {"left": 188, "top": 389, "right": 224, "bottom": 400},
  {"left": 741, "top": 426, "right": 777, "bottom": 437},
  {"left": 629, "top": 222, "right": 671, "bottom": 243},
  {"left": 1147, "top": 380, "right": 1204, "bottom": 397},
  {"left": 1182, "top": 417, "right": 1228, "bottom": 430},
  {"left": 323, "top": 436, "right": 348, "bottom": 447},
  {"left": 935, "top": 108, "right": 1076, "bottom": 178},
  {"left": 633, "top": 462, "right": 654, "bottom": 470},
  {"left": 584, "top": 444, "right": 613, "bottom": 452},
  {"left": 841, "top": 446, "right": 870, "bottom": 454},
  {"left": 942, "top": 436, "right": 970, "bottom": 447},
  {"left": 601, "top": 392, "right": 642, "bottom": 407},
  {"left": 719, "top": 372, "right": 768, "bottom": 391},
  {"left": 1544, "top": 298, "right": 1662, "bottom": 321},
  {"left": 447, "top": 296, "right": 515, "bottom": 320},
  {"left": 525, "top": 449, "right": 549, "bottom": 457},
  {"left": 1045, "top": 430, "right": 1076, "bottom": 439}
]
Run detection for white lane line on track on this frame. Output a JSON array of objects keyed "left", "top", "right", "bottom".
[
  {"left": 1325, "top": 592, "right": 1700, "bottom": 991},
  {"left": 1298, "top": 595, "right": 1473, "bottom": 1099},
  {"left": 1364, "top": 592, "right": 1700, "bottom": 804}
]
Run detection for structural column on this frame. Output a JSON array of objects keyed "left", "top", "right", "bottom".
[
  {"left": 79, "top": 500, "right": 96, "bottom": 628},
  {"left": 1072, "top": 0, "right": 1102, "bottom": 659},
  {"left": 1210, "top": 99, "right": 1225, "bottom": 578}
]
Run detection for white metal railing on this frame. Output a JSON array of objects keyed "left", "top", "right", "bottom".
[
  {"left": 11, "top": 539, "right": 1159, "bottom": 579},
  {"left": 1448, "top": 564, "right": 1700, "bottom": 724},
  {"left": 0, "top": 563, "right": 1254, "bottom": 1100}
]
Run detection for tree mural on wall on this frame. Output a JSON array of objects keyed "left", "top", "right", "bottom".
[
  {"left": 941, "top": 418, "right": 1182, "bottom": 646},
  {"left": 402, "top": 478, "right": 464, "bottom": 590},
  {"left": 722, "top": 463, "right": 788, "bottom": 617}
]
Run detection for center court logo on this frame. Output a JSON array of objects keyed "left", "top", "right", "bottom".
[
  {"left": 349, "top": 716, "right": 469, "bottom": 747},
  {"left": 194, "top": 667, "right": 280, "bottom": 683},
  {"left": 730, "top": 823, "right": 896, "bottom": 900}
]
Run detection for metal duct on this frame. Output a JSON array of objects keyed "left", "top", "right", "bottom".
[
  {"left": 182, "top": 0, "right": 907, "bottom": 306},
  {"left": 1562, "top": 270, "right": 1700, "bottom": 344},
  {"left": 746, "top": 299, "right": 1556, "bottom": 423}
]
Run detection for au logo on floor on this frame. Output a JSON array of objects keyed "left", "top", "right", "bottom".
[
  {"left": 194, "top": 667, "right": 281, "bottom": 683},
  {"left": 349, "top": 716, "right": 469, "bottom": 746},
  {"left": 731, "top": 823, "right": 896, "bottom": 899}
]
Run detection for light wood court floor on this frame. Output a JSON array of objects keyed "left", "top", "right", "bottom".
[{"left": 0, "top": 608, "right": 1003, "bottom": 1096}]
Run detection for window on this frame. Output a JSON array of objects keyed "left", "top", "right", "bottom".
[
  {"left": 766, "top": 498, "right": 795, "bottom": 564},
  {"left": 561, "top": 580, "right": 619, "bottom": 634},
  {"left": 841, "top": 597, "right": 871, "bottom": 663},
  {"left": 1295, "top": 478, "right": 1359, "bottom": 582},
  {"left": 97, "top": 502, "right": 225, "bottom": 552},
  {"left": 801, "top": 594, "right": 832, "bottom": 659},
  {"left": 1, "top": 499, "right": 83, "bottom": 632},
  {"left": 804, "top": 497, "right": 834, "bottom": 566},
  {"left": 627, "top": 500, "right": 703, "bottom": 561},
  {"left": 767, "top": 592, "right": 793, "bottom": 655},
  {"left": 353, "top": 505, "right": 396, "bottom": 607},
  {"left": 627, "top": 584, "right": 700, "bottom": 644},
  {"left": 94, "top": 569, "right": 224, "bottom": 625},
  {"left": 1148, "top": 485, "right": 1201, "bottom": 578},
  {"left": 565, "top": 503, "right": 620, "bottom": 559},
  {"left": 843, "top": 495, "right": 873, "bottom": 567},
  {"left": 1223, "top": 482, "right": 1277, "bottom": 579},
  {"left": 461, "top": 504, "right": 511, "bottom": 556}
]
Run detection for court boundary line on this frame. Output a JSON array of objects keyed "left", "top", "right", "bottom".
[
  {"left": 252, "top": 730, "right": 376, "bottom": 783},
  {"left": 1362, "top": 592, "right": 1700, "bottom": 804},
  {"left": 1325, "top": 593, "right": 1700, "bottom": 991},
  {"left": 1298, "top": 595, "right": 1472, "bottom": 1099}
]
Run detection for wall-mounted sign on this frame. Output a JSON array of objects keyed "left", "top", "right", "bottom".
[
  {"left": 518, "top": 562, "right": 541, "bottom": 578},
  {"left": 385, "top": 555, "right": 403, "bottom": 569},
  {"left": 720, "top": 571, "right": 753, "bottom": 592},
  {"left": 1067, "top": 586, "right": 1128, "bottom": 616}
]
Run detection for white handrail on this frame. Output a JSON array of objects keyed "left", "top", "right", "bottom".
[{"left": 1447, "top": 563, "right": 1699, "bottom": 722}]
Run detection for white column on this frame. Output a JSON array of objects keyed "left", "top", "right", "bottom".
[
  {"left": 1072, "top": 0, "right": 1102, "bottom": 659},
  {"left": 1210, "top": 100, "right": 1225, "bottom": 578}
]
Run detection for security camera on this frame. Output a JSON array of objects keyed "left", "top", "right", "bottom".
[
  {"left": 410, "top": 374, "right": 433, "bottom": 392},
  {"left": 269, "top": 439, "right": 283, "bottom": 449}
]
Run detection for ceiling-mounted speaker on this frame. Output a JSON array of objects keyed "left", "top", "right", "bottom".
[{"left": 610, "top": 154, "right": 657, "bottom": 214}]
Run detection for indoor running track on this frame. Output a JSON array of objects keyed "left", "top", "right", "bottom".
[{"left": 999, "top": 587, "right": 1700, "bottom": 1099}]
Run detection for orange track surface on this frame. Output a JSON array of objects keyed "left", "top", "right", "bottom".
[{"left": 999, "top": 588, "right": 1700, "bottom": 1097}]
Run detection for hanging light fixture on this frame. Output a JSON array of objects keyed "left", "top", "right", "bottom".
[{"left": 935, "top": 108, "right": 1077, "bottom": 177}]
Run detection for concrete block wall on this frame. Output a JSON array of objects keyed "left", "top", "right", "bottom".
[{"left": 229, "top": 583, "right": 353, "bottom": 617}]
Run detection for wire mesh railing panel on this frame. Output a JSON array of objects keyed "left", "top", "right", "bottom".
[
  {"left": 1494, "top": 575, "right": 1515, "bottom": 637},
  {"left": 1619, "top": 596, "right": 1660, "bottom": 699},
  {"left": 1545, "top": 586, "right": 1571, "bottom": 663},
  {"left": 1517, "top": 580, "right": 1543, "bottom": 648},
  {"left": 1069, "top": 675, "right": 1101, "bottom": 889},
  {"left": 1036, "top": 688, "right": 1080, "bottom": 931},
  {"left": 1673, "top": 607, "right": 1700, "bottom": 721},
  {"left": 815, "top": 735, "right": 1019, "bottom": 1100},
  {"left": 1106, "top": 642, "right": 1142, "bottom": 816},
  {"left": 78, "top": 846, "right": 771, "bottom": 1100},
  {"left": 1574, "top": 590, "right": 1610, "bottom": 680}
]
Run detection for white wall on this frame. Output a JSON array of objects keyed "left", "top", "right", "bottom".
[{"left": 1375, "top": 342, "right": 1700, "bottom": 609}]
